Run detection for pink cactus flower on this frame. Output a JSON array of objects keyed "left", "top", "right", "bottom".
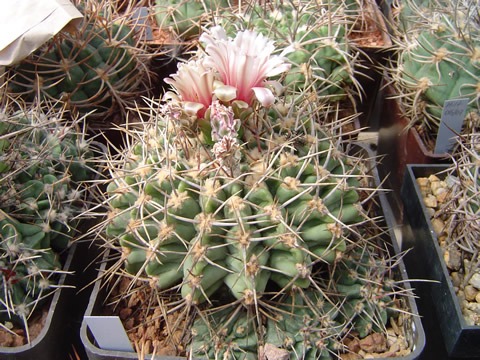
[
  {"left": 200, "top": 26, "right": 291, "bottom": 107},
  {"left": 164, "top": 59, "right": 215, "bottom": 118}
]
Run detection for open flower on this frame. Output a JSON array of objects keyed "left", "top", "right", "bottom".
[
  {"left": 164, "top": 59, "right": 215, "bottom": 118},
  {"left": 200, "top": 26, "right": 292, "bottom": 107}
]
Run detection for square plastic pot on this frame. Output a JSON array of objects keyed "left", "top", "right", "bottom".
[
  {"left": 80, "top": 143, "right": 425, "bottom": 360},
  {"left": 401, "top": 164, "right": 480, "bottom": 358},
  {"left": 0, "top": 243, "right": 77, "bottom": 360}
]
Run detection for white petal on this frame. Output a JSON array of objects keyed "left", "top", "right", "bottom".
[
  {"left": 252, "top": 87, "right": 275, "bottom": 107},
  {"left": 214, "top": 85, "right": 237, "bottom": 102},
  {"left": 162, "top": 91, "right": 180, "bottom": 102},
  {"left": 184, "top": 102, "right": 205, "bottom": 116},
  {"left": 264, "top": 80, "right": 284, "bottom": 96}
]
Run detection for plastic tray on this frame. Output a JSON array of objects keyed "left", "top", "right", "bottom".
[{"left": 401, "top": 164, "right": 480, "bottom": 358}]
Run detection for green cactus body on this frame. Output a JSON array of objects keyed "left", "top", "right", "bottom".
[
  {"left": 103, "top": 114, "right": 366, "bottom": 309},
  {"left": 154, "top": 0, "right": 232, "bottom": 39}
]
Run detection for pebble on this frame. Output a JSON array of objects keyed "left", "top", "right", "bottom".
[
  {"left": 431, "top": 181, "right": 446, "bottom": 196},
  {"left": 425, "top": 207, "right": 435, "bottom": 218},
  {"left": 450, "top": 272, "right": 462, "bottom": 288},
  {"left": 462, "top": 308, "right": 478, "bottom": 326},
  {"left": 431, "top": 218, "right": 445, "bottom": 235},
  {"left": 423, "top": 194, "right": 437, "bottom": 208},
  {"left": 457, "top": 290, "right": 467, "bottom": 307},
  {"left": 469, "top": 272, "right": 480, "bottom": 290},
  {"left": 444, "top": 248, "right": 462, "bottom": 271},
  {"left": 467, "top": 302, "right": 480, "bottom": 315},
  {"left": 476, "top": 292, "right": 480, "bottom": 303},
  {"left": 464, "top": 285, "right": 478, "bottom": 302},
  {"left": 416, "top": 178, "right": 430, "bottom": 197},
  {"left": 436, "top": 191, "right": 448, "bottom": 203}
]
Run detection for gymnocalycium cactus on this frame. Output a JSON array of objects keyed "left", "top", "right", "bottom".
[
  {"left": 6, "top": 0, "right": 153, "bottom": 120},
  {"left": 0, "top": 103, "right": 98, "bottom": 342},
  {"left": 389, "top": 0, "right": 480, "bottom": 145},
  {"left": 92, "top": 25, "right": 416, "bottom": 358}
]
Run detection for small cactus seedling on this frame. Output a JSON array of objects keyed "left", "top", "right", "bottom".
[
  {"left": 6, "top": 0, "right": 154, "bottom": 121},
  {"left": 0, "top": 102, "right": 99, "bottom": 342}
]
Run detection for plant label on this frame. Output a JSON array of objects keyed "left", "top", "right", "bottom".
[
  {"left": 435, "top": 98, "right": 469, "bottom": 154},
  {"left": 85, "top": 316, "right": 134, "bottom": 352}
]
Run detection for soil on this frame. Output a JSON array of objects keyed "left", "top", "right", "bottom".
[
  {"left": 348, "top": 0, "right": 391, "bottom": 48},
  {"left": 0, "top": 305, "right": 49, "bottom": 348},
  {"left": 104, "top": 277, "right": 189, "bottom": 357}
]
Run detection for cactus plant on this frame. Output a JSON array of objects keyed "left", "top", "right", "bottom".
[
  {"left": 0, "top": 102, "right": 98, "bottom": 343},
  {"left": 387, "top": 0, "right": 480, "bottom": 147},
  {"left": 5, "top": 0, "right": 153, "bottom": 121},
  {"left": 87, "top": 24, "right": 417, "bottom": 358}
]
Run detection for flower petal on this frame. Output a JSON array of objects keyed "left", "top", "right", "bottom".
[
  {"left": 252, "top": 87, "right": 275, "bottom": 107},
  {"left": 184, "top": 102, "right": 205, "bottom": 117},
  {"left": 214, "top": 85, "right": 237, "bottom": 102}
]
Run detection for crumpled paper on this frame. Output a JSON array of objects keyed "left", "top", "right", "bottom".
[{"left": 0, "top": 0, "right": 83, "bottom": 66}]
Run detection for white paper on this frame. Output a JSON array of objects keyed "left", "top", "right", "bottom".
[
  {"left": 0, "top": 0, "right": 82, "bottom": 66},
  {"left": 434, "top": 98, "right": 469, "bottom": 154},
  {"left": 85, "top": 316, "right": 134, "bottom": 352}
]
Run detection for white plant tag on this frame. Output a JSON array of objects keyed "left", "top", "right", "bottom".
[
  {"left": 434, "top": 98, "right": 469, "bottom": 154},
  {"left": 85, "top": 316, "right": 134, "bottom": 352}
]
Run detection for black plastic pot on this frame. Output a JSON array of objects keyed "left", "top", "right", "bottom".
[
  {"left": 0, "top": 244, "right": 77, "bottom": 360},
  {"left": 80, "top": 143, "right": 426, "bottom": 360},
  {"left": 401, "top": 164, "right": 480, "bottom": 358}
]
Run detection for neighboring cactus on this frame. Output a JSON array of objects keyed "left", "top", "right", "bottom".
[
  {"left": 418, "top": 133, "right": 480, "bottom": 326},
  {"left": 389, "top": 0, "right": 480, "bottom": 143},
  {"left": 6, "top": 0, "right": 153, "bottom": 120},
  {"left": 0, "top": 104, "right": 98, "bottom": 342},
  {"left": 154, "top": 0, "right": 233, "bottom": 40}
]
